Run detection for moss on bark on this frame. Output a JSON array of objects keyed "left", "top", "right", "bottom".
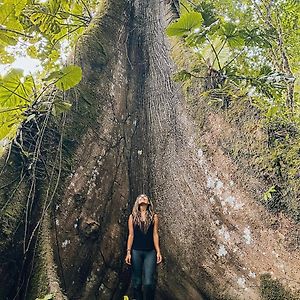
[
  {"left": 0, "top": 0, "right": 130, "bottom": 298},
  {"left": 260, "top": 274, "right": 300, "bottom": 300},
  {"left": 27, "top": 213, "right": 67, "bottom": 300}
]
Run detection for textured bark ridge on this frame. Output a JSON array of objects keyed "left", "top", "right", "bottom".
[
  {"left": 54, "top": 0, "right": 300, "bottom": 299},
  {"left": 1, "top": 0, "right": 300, "bottom": 299}
]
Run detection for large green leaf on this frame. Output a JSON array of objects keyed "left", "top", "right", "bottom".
[
  {"left": 220, "top": 22, "right": 245, "bottom": 47},
  {"left": 43, "top": 65, "right": 82, "bottom": 91},
  {"left": 0, "top": 69, "right": 34, "bottom": 107},
  {"left": 30, "top": 12, "right": 60, "bottom": 35},
  {"left": 0, "top": 3, "right": 24, "bottom": 31},
  {"left": 3, "top": 0, "right": 27, "bottom": 16},
  {"left": 195, "top": 1, "right": 218, "bottom": 27},
  {"left": 240, "top": 28, "right": 273, "bottom": 48},
  {"left": 166, "top": 12, "right": 203, "bottom": 37},
  {"left": 0, "top": 69, "right": 33, "bottom": 141},
  {"left": 220, "top": 22, "right": 237, "bottom": 37},
  {"left": 227, "top": 35, "right": 244, "bottom": 47}
]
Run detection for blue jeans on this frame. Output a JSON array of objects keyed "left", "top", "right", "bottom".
[{"left": 132, "top": 249, "right": 156, "bottom": 288}]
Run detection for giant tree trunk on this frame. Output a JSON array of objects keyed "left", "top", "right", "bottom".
[{"left": 1, "top": 0, "right": 300, "bottom": 299}]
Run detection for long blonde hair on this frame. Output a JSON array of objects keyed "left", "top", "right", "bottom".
[{"left": 132, "top": 194, "right": 154, "bottom": 233}]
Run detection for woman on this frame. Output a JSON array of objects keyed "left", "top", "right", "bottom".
[{"left": 125, "top": 194, "right": 162, "bottom": 300}]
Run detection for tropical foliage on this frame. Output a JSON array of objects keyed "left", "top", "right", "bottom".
[
  {"left": 167, "top": 0, "right": 299, "bottom": 111},
  {"left": 167, "top": 0, "right": 300, "bottom": 218},
  {"left": 0, "top": 0, "right": 97, "bottom": 155}
]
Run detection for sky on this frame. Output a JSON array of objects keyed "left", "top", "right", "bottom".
[
  {"left": 0, "top": 38, "right": 44, "bottom": 76},
  {"left": 0, "top": 38, "right": 70, "bottom": 77},
  {"left": 0, "top": 56, "right": 43, "bottom": 76}
]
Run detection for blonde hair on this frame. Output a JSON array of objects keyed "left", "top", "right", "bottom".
[{"left": 132, "top": 194, "right": 154, "bottom": 233}]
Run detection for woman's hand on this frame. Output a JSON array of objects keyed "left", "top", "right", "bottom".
[
  {"left": 156, "top": 252, "right": 162, "bottom": 264},
  {"left": 125, "top": 253, "right": 131, "bottom": 265}
]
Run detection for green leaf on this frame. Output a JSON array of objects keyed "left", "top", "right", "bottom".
[
  {"left": 51, "top": 26, "right": 67, "bottom": 44},
  {"left": 199, "top": 36, "right": 231, "bottom": 69},
  {"left": 220, "top": 23, "right": 245, "bottom": 47},
  {"left": 0, "top": 3, "right": 23, "bottom": 31},
  {"left": 30, "top": 12, "right": 53, "bottom": 33},
  {"left": 173, "top": 70, "right": 192, "bottom": 82},
  {"left": 0, "top": 0, "right": 98, "bottom": 157},
  {"left": 0, "top": 47, "right": 15, "bottom": 64},
  {"left": 0, "top": 69, "right": 33, "bottom": 142},
  {"left": 3, "top": 0, "right": 27, "bottom": 16},
  {"left": 195, "top": 2, "right": 218, "bottom": 27},
  {"left": 185, "top": 19, "right": 220, "bottom": 47},
  {"left": 266, "top": 106, "right": 279, "bottom": 118},
  {"left": 27, "top": 45, "right": 38, "bottom": 58},
  {"left": 53, "top": 65, "right": 82, "bottom": 91},
  {"left": 227, "top": 35, "right": 244, "bottom": 47},
  {"left": 0, "top": 69, "right": 34, "bottom": 106},
  {"left": 0, "top": 32, "right": 18, "bottom": 46},
  {"left": 70, "top": 2, "right": 83, "bottom": 15},
  {"left": 263, "top": 185, "right": 276, "bottom": 201},
  {"left": 240, "top": 28, "right": 273, "bottom": 48},
  {"left": 49, "top": 0, "right": 60, "bottom": 14},
  {"left": 43, "top": 71, "right": 61, "bottom": 82},
  {"left": 52, "top": 100, "right": 72, "bottom": 116},
  {"left": 48, "top": 50, "right": 59, "bottom": 60},
  {"left": 221, "top": 22, "right": 237, "bottom": 37},
  {"left": 0, "top": 121, "right": 20, "bottom": 141},
  {"left": 185, "top": 31, "right": 206, "bottom": 46},
  {"left": 179, "top": 0, "right": 194, "bottom": 14},
  {"left": 259, "top": 65, "right": 273, "bottom": 76},
  {"left": 166, "top": 12, "right": 203, "bottom": 37}
]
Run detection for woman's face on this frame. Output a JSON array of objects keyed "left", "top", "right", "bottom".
[{"left": 138, "top": 195, "right": 149, "bottom": 206}]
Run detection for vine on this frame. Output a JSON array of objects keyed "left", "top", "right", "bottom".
[{"left": 0, "top": 1, "right": 98, "bottom": 298}]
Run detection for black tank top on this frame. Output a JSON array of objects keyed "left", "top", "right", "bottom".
[{"left": 132, "top": 219, "right": 155, "bottom": 251}]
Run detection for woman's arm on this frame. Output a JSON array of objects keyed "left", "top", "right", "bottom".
[
  {"left": 153, "top": 214, "right": 162, "bottom": 263},
  {"left": 125, "top": 214, "right": 134, "bottom": 265}
]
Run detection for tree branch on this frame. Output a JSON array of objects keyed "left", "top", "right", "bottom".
[{"left": 0, "top": 26, "right": 33, "bottom": 38}]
